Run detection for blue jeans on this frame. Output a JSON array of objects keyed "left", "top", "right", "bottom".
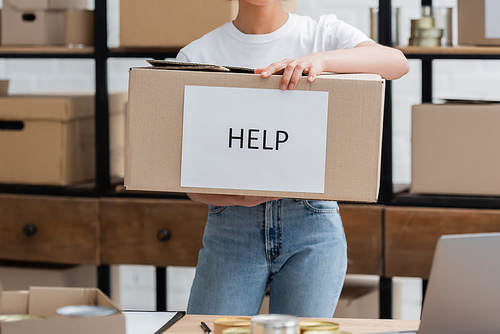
[{"left": 186, "top": 198, "right": 347, "bottom": 317}]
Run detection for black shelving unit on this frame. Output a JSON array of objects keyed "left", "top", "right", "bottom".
[
  {"left": 376, "top": 0, "right": 500, "bottom": 319},
  {"left": 0, "top": 0, "right": 179, "bottom": 307},
  {"left": 2, "top": 0, "right": 499, "bottom": 316},
  {"left": 377, "top": 0, "right": 500, "bottom": 210}
]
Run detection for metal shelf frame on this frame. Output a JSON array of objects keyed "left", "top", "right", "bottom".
[{"left": 1, "top": 0, "right": 499, "bottom": 315}]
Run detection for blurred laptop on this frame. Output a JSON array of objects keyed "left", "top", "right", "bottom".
[{"left": 371, "top": 232, "right": 500, "bottom": 334}]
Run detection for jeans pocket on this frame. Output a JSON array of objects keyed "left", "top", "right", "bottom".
[
  {"left": 302, "top": 200, "right": 339, "bottom": 214},
  {"left": 208, "top": 205, "right": 227, "bottom": 214}
]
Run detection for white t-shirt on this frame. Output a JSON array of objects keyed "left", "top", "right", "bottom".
[{"left": 176, "top": 13, "right": 371, "bottom": 69}]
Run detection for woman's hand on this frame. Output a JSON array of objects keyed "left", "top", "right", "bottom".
[
  {"left": 187, "top": 193, "right": 281, "bottom": 207},
  {"left": 255, "top": 41, "right": 409, "bottom": 90},
  {"left": 255, "top": 53, "right": 326, "bottom": 91}
]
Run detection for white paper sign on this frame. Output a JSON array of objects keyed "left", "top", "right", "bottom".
[
  {"left": 485, "top": 0, "right": 500, "bottom": 39},
  {"left": 181, "top": 86, "right": 329, "bottom": 193}
]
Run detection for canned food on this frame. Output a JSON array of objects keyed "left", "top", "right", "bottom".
[
  {"left": 299, "top": 321, "right": 340, "bottom": 333},
  {"left": 214, "top": 317, "right": 252, "bottom": 334},
  {"left": 252, "top": 314, "right": 300, "bottom": 334},
  {"left": 302, "top": 330, "right": 342, "bottom": 334},
  {"left": 222, "top": 327, "right": 252, "bottom": 334},
  {"left": 0, "top": 314, "right": 45, "bottom": 322}
]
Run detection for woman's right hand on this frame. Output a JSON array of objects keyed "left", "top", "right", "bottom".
[{"left": 187, "top": 193, "right": 281, "bottom": 207}]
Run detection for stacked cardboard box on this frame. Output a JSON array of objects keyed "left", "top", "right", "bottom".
[
  {"left": 120, "top": 0, "right": 297, "bottom": 48},
  {"left": 1, "top": 0, "right": 88, "bottom": 46},
  {"left": 0, "top": 80, "right": 8, "bottom": 96},
  {"left": 0, "top": 93, "right": 127, "bottom": 186},
  {"left": 458, "top": 0, "right": 500, "bottom": 46},
  {"left": 411, "top": 102, "right": 500, "bottom": 196}
]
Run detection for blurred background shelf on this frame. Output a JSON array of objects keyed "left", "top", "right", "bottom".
[
  {"left": 108, "top": 47, "right": 178, "bottom": 59},
  {"left": 0, "top": 46, "right": 94, "bottom": 58},
  {"left": 393, "top": 193, "right": 500, "bottom": 210},
  {"left": 398, "top": 45, "right": 500, "bottom": 59}
]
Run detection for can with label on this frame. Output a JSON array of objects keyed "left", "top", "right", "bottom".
[
  {"left": 214, "top": 317, "right": 252, "bottom": 334},
  {"left": 299, "top": 321, "right": 340, "bottom": 333},
  {"left": 251, "top": 314, "right": 299, "bottom": 334},
  {"left": 222, "top": 327, "right": 252, "bottom": 334}
]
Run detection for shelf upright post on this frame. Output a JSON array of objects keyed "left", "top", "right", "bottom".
[
  {"left": 421, "top": 0, "right": 433, "bottom": 103},
  {"left": 156, "top": 267, "right": 168, "bottom": 311},
  {"left": 378, "top": 0, "right": 394, "bottom": 320},
  {"left": 94, "top": 0, "right": 111, "bottom": 196},
  {"left": 94, "top": 0, "right": 112, "bottom": 297},
  {"left": 378, "top": 0, "right": 393, "bottom": 205},
  {"left": 421, "top": 59, "right": 433, "bottom": 103}
]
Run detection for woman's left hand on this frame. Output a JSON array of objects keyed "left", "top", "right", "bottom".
[{"left": 255, "top": 53, "right": 325, "bottom": 91}]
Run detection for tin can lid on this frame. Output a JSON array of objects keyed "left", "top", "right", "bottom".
[
  {"left": 299, "top": 321, "right": 340, "bottom": 333},
  {"left": 56, "top": 305, "right": 117, "bottom": 317},
  {"left": 252, "top": 314, "right": 299, "bottom": 328}
]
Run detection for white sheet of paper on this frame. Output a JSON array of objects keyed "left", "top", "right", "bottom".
[
  {"left": 124, "top": 311, "right": 178, "bottom": 334},
  {"left": 486, "top": 0, "right": 500, "bottom": 38},
  {"left": 181, "top": 85, "right": 329, "bottom": 193}
]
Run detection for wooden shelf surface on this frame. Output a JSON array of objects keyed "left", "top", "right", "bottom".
[
  {"left": 398, "top": 45, "right": 500, "bottom": 55},
  {"left": 0, "top": 46, "right": 94, "bottom": 55}
]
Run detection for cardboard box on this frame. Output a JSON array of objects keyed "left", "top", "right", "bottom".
[
  {"left": 125, "top": 66, "right": 385, "bottom": 202},
  {"left": 458, "top": 0, "right": 500, "bottom": 46},
  {"left": 411, "top": 103, "right": 500, "bottom": 196},
  {"left": 0, "top": 287, "right": 125, "bottom": 334},
  {"left": 0, "top": 80, "right": 8, "bottom": 96},
  {"left": 1, "top": 0, "right": 87, "bottom": 46},
  {"left": 120, "top": 0, "right": 297, "bottom": 48},
  {"left": 64, "top": 10, "right": 93, "bottom": 46},
  {"left": 0, "top": 93, "right": 127, "bottom": 186},
  {"left": 109, "top": 92, "right": 128, "bottom": 178}
]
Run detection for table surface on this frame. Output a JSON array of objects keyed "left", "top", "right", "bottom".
[{"left": 167, "top": 315, "right": 420, "bottom": 334}]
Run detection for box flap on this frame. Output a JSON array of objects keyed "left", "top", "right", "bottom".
[
  {"left": 132, "top": 64, "right": 382, "bottom": 81},
  {"left": 146, "top": 60, "right": 255, "bottom": 74},
  {"left": 0, "top": 291, "right": 29, "bottom": 315},
  {"left": 4, "top": 0, "right": 87, "bottom": 11},
  {"left": 28, "top": 287, "right": 97, "bottom": 317},
  {"left": 96, "top": 289, "right": 121, "bottom": 311},
  {"left": 0, "top": 95, "right": 94, "bottom": 121}
]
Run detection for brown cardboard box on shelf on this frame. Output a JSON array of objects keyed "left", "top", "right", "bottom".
[
  {"left": 120, "top": 0, "right": 297, "bottom": 48},
  {"left": 458, "top": 0, "right": 500, "bottom": 46},
  {"left": 0, "top": 93, "right": 127, "bottom": 186},
  {"left": 0, "top": 287, "right": 125, "bottom": 334},
  {"left": 0, "top": 80, "right": 8, "bottom": 96},
  {"left": 411, "top": 103, "right": 500, "bottom": 196},
  {"left": 109, "top": 92, "right": 128, "bottom": 178},
  {"left": 125, "top": 65, "right": 386, "bottom": 202},
  {"left": 1, "top": 0, "right": 87, "bottom": 46},
  {"left": 64, "top": 10, "right": 94, "bottom": 47}
]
